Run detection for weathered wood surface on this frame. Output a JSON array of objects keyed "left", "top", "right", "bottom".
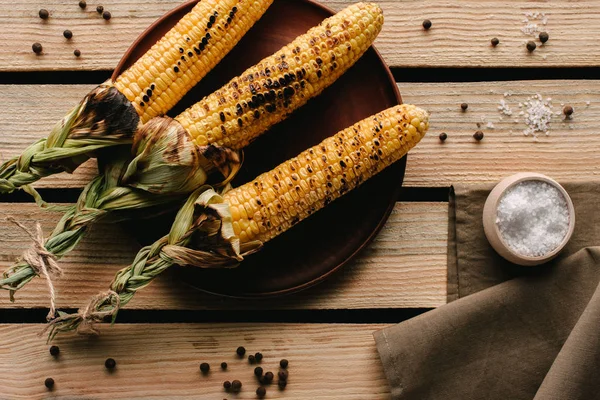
[
  {"left": 0, "top": 323, "right": 390, "bottom": 399},
  {"left": 0, "top": 202, "right": 448, "bottom": 310},
  {"left": 0, "top": 1, "right": 598, "bottom": 70},
  {"left": 0, "top": 81, "right": 597, "bottom": 189}
]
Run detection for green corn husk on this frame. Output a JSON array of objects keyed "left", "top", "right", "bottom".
[
  {"left": 45, "top": 186, "right": 261, "bottom": 340},
  {"left": 0, "top": 118, "right": 241, "bottom": 300},
  {"left": 0, "top": 83, "right": 139, "bottom": 196}
]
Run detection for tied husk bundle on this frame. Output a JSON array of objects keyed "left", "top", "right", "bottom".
[
  {"left": 0, "top": 83, "right": 139, "bottom": 198},
  {"left": 0, "top": 117, "right": 241, "bottom": 309},
  {"left": 45, "top": 186, "right": 261, "bottom": 340}
]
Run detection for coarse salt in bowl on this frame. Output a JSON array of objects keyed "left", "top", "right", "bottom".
[{"left": 482, "top": 173, "right": 576, "bottom": 266}]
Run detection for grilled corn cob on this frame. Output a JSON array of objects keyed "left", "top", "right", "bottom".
[
  {"left": 224, "top": 104, "right": 429, "bottom": 244},
  {"left": 44, "top": 104, "right": 429, "bottom": 339},
  {"left": 176, "top": 2, "right": 384, "bottom": 149},
  {"left": 0, "top": 0, "right": 272, "bottom": 196}
]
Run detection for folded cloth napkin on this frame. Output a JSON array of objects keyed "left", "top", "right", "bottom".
[{"left": 375, "top": 182, "right": 600, "bottom": 400}]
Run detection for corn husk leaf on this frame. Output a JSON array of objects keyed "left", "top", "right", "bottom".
[
  {"left": 121, "top": 117, "right": 241, "bottom": 195},
  {"left": 0, "top": 82, "right": 139, "bottom": 197}
]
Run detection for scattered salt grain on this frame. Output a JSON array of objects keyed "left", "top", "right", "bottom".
[
  {"left": 498, "top": 99, "right": 513, "bottom": 116},
  {"left": 487, "top": 122, "right": 495, "bottom": 129},
  {"left": 586, "top": 101, "right": 591, "bottom": 106},
  {"left": 521, "top": 11, "right": 548, "bottom": 36},
  {"left": 522, "top": 94, "right": 554, "bottom": 137},
  {"left": 521, "top": 22, "right": 539, "bottom": 35},
  {"left": 496, "top": 180, "right": 570, "bottom": 257}
]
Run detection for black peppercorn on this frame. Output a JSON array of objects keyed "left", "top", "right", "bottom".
[
  {"left": 221, "top": 362, "right": 227, "bottom": 370},
  {"left": 96, "top": 5, "right": 104, "bottom": 14},
  {"left": 49, "top": 345, "right": 60, "bottom": 356},
  {"left": 44, "top": 377, "right": 54, "bottom": 389},
  {"left": 39, "top": 9, "right": 49, "bottom": 19},
  {"left": 74, "top": 49, "right": 81, "bottom": 57},
  {"left": 422, "top": 19, "right": 432, "bottom": 30},
  {"left": 236, "top": 346, "right": 246, "bottom": 357},
  {"left": 539, "top": 32, "right": 549, "bottom": 44},
  {"left": 79, "top": 1, "right": 87, "bottom": 9},
  {"left": 200, "top": 362, "right": 210, "bottom": 373},
  {"left": 439, "top": 132, "right": 448, "bottom": 142},
  {"left": 105, "top": 358, "right": 116, "bottom": 369},
  {"left": 254, "top": 366, "right": 264, "bottom": 377},
  {"left": 461, "top": 103, "right": 468, "bottom": 111},
  {"left": 526, "top": 41, "right": 536, "bottom": 52},
  {"left": 103, "top": 11, "right": 111, "bottom": 20},
  {"left": 63, "top": 30, "right": 73, "bottom": 39},
  {"left": 32, "top": 43, "right": 43, "bottom": 54},
  {"left": 563, "top": 105, "right": 574, "bottom": 116},
  {"left": 491, "top": 37, "right": 499, "bottom": 47},
  {"left": 279, "top": 359, "right": 288, "bottom": 368},
  {"left": 248, "top": 355, "right": 256, "bottom": 364},
  {"left": 231, "top": 380, "right": 242, "bottom": 392},
  {"left": 254, "top": 352, "right": 263, "bottom": 362},
  {"left": 278, "top": 379, "right": 287, "bottom": 389},
  {"left": 473, "top": 131, "right": 484, "bottom": 141},
  {"left": 256, "top": 386, "right": 266, "bottom": 398},
  {"left": 278, "top": 370, "right": 288, "bottom": 381},
  {"left": 263, "top": 371, "right": 274, "bottom": 383},
  {"left": 223, "top": 380, "right": 232, "bottom": 390}
]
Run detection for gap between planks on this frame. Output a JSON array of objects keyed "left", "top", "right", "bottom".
[
  {"left": 0, "top": 202, "right": 448, "bottom": 311},
  {"left": 0, "top": 80, "right": 598, "bottom": 188},
  {"left": 0, "top": 323, "right": 391, "bottom": 399},
  {"left": 0, "top": 1, "right": 599, "bottom": 70}
]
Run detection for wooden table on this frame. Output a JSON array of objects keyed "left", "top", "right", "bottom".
[{"left": 0, "top": 1, "right": 598, "bottom": 398}]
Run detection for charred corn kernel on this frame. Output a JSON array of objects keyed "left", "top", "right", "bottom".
[
  {"left": 177, "top": 2, "right": 384, "bottom": 150},
  {"left": 114, "top": 0, "right": 273, "bottom": 123},
  {"left": 223, "top": 104, "right": 430, "bottom": 244}
]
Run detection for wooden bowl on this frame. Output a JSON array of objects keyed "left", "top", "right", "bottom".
[
  {"left": 113, "top": 0, "right": 404, "bottom": 297},
  {"left": 482, "top": 173, "right": 576, "bottom": 266}
]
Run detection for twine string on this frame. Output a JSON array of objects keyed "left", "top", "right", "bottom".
[{"left": 6, "top": 217, "right": 62, "bottom": 320}]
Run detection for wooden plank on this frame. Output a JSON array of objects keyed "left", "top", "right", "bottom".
[
  {"left": 402, "top": 80, "right": 600, "bottom": 186},
  {"left": 0, "top": 202, "right": 448, "bottom": 310},
  {"left": 0, "top": 323, "right": 390, "bottom": 399},
  {"left": 1, "top": 1, "right": 599, "bottom": 70},
  {"left": 1, "top": 81, "right": 599, "bottom": 188}
]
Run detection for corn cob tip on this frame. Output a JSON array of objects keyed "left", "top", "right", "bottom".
[{"left": 397, "top": 104, "right": 430, "bottom": 142}]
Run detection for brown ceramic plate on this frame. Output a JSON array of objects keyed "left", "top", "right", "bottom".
[{"left": 113, "top": 0, "right": 404, "bottom": 298}]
